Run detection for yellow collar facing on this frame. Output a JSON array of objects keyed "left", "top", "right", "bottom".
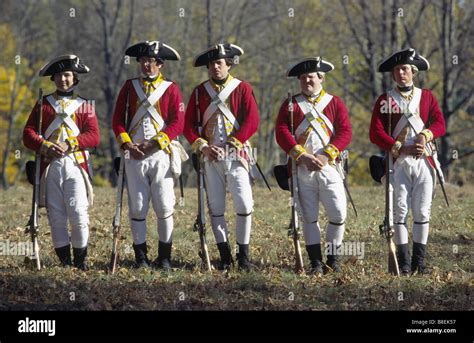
[
  {"left": 210, "top": 74, "right": 234, "bottom": 90},
  {"left": 305, "top": 89, "right": 326, "bottom": 104}
]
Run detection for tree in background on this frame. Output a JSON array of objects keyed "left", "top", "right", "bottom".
[
  {"left": 0, "top": 23, "right": 37, "bottom": 189},
  {"left": 0, "top": 0, "right": 472, "bottom": 188}
]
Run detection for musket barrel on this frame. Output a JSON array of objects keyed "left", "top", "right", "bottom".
[
  {"left": 109, "top": 90, "right": 130, "bottom": 273},
  {"left": 28, "top": 88, "right": 43, "bottom": 270}
]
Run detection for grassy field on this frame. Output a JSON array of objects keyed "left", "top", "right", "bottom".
[{"left": 0, "top": 181, "right": 472, "bottom": 311}]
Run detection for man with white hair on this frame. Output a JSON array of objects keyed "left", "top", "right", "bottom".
[
  {"left": 369, "top": 48, "right": 446, "bottom": 275},
  {"left": 23, "top": 55, "right": 100, "bottom": 270},
  {"left": 184, "top": 43, "right": 260, "bottom": 271},
  {"left": 275, "top": 57, "right": 352, "bottom": 275},
  {"left": 112, "top": 41, "right": 185, "bottom": 270}
]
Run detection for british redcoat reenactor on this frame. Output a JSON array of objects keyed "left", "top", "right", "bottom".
[
  {"left": 369, "top": 48, "right": 446, "bottom": 275},
  {"left": 23, "top": 55, "right": 100, "bottom": 270},
  {"left": 275, "top": 57, "right": 352, "bottom": 275},
  {"left": 183, "top": 43, "right": 260, "bottom": 271},
  {"left": 112, "top": 41, "right": 187, "bottom": 270}
]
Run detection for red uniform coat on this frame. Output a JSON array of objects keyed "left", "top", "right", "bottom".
[
  {"left": 23, "top": 94, "right": 100, "bottom": 176},
  {"left": 275, "top": 93, "right": 352, "bottom": 155},
  {"left": 112, "top": 78, "right": 184, "bottom": 143},
  {"left": 369, "top": 89, "right": 446, "bottom": 151},
  {"left": 183, "top": 79, "right": 259, "bottom": 147}
]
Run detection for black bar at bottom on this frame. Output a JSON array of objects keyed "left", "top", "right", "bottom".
[{"left": 0, "top": 311, "right": 471, "bottom": 338}]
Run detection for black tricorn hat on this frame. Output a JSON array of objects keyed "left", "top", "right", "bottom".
[
  {"left": 287, "top": 57, "right": 334, "bottom": 77},
  {"left": 125, "top": 41, "right": 181, "bottom": 62},
  {"left": 39, "top": 55, "right": 90, "bottom": 77},
  {"left": 378, "top": 48, "right": 430, "bottom": 72},
  {"left": 193, "top": 43, "right": 244, "bottom": 67}
]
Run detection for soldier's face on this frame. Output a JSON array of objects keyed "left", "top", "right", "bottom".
[
  {"left": 208, "top": 59, "right": 231, "bottom": 80},
  {"left": 54, "top": 71, "right": 75, "bottom": 91},
  {"left": 140, "top": 57, "right": 162, "bottom": 77},
  {"left": 392, "top": 64, "right": 413, "bottom": 86},
  {"left": 299, "top": 72, "right": 324, "bottom": 96}
]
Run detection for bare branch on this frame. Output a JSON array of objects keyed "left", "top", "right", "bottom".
[
  {"left": 449, "top": 89, "right": 474, "bottom": 115},
  {"left": 340, "top": 0, "right": 370, "bottom": 66}
]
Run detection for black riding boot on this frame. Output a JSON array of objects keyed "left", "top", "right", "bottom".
[
  {"left": 154, "top": 241, "right": 172, "bottom": 271},
  {"left": 325, "top": 244, "right": 342, "bottom": 273},
  {"left": 55, "top": 244, "right": 72, "bottom": 267},
  {"left": 236, "top": 243, "right": 254, "bottom": 271},
  {"left": 411, "top": 242, "right": 427, "bottom": 275},
  {"left": 396, "top": 243, "right": 411, "bottom": 275},
  {"left": 217, "top": 242, "right": 232, "bottom": 271},
  {"left": 306, "top": 244, "right": 324, "bottom": 275},
  {"left": 73, "top": 246, "right": 88, "bottom": 271},
  {"left": 133, "top": 242, "right": 150, "bottom": 269}
]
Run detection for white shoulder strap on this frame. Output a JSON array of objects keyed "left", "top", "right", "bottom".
[
  {"left": 129, "top": 79, "right": 172, "bottom": 131},
  {"left": 202, "top": 78, "right": 242, "bottom": 129},
  {"left": 391, "top": 87, "right": 424, "bottom": 138},
  {"left": 390, "top": 88, "right": 438, "bottom": 158},
  {"left": 314, "top": 93, "right": 334, "bottom": 131},
  {"left": 44, "top": 95, "right": 83, "bottom": 139},
  {"left": 294, "top": 94, "right": 332, "bottom": 145}
]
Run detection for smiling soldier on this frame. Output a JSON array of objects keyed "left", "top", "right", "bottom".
[
  {"left": 23, "top": 55, "right": 100, "bottom": 270},
  {"left": 275, "top": 57, "right": 352, "bottom": 275}
]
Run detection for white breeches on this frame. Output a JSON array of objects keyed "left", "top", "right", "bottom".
[
  {"left": 297, "top": 163, "right": 347, "bottom": 247},
  {"left": 46, "top": 156, "right": 89, "bottom": 249},
  {"left": 125, "top": 150, "right": 175, "bottom": 245},
  {"left": 203, "top": 159, "right": 254, "bottom": 244},
  {"left": 393, "top": 156, "right": 433, "bottom": 245}
]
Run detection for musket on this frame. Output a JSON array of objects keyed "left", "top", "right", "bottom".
[
  {"left": 109, "top": 90, "right": 130, "bottom": 274},
  {"left": 25, "top": 88, "right": 43, "bottom": 271},
  {"left": 287, "top": 92, "right": 304, "bottom": 273},
  {"left": 380, "top": 91, "right": 400, "bottom": 276},
  {"left": 193, "top": 88, "right": 212, "bottom": 271}
]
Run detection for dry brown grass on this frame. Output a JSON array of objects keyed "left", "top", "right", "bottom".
[{"left": 0, "top": 182, "right": 471, "bottom": 310}]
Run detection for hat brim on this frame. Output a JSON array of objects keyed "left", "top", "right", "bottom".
[
  {"left": 39, "top": 54, "right": 90, "bottom": 77},
  {"left": 287, "top": 58, "right": 335, "bottom": 77},
  {"left": 378, "top": 49, "right": 430, "bottom": 72},
  {"left": 126, "top": 41, "right": 181, "bottom": 61},
  {"left": 193, "top": 44, "right": 244, "bottom": 67}
]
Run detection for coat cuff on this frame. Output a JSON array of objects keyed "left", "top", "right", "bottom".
[
  {"left": 152, "top": 132, "right": 171, "bottom": 152},
  {"left": 290, "top": 144, "right": 305, "bottom": 161},
  {"left": 323, "top": 144, "right": 340, "bottom": 161},
  {"left": 227, "top": 136, "right": 244, "bottom": 150},
  {"left": 117, "top": 132, "right": 132, "bottom": 146},
  {"left": 66, "top": 137, "right": 79, "bottom": 152},
  {"left": 420, "top": 129, "right": 433, "bottom": 142},
  {"left": 191, "top": 137, "right": 209, "bottom": 153},
  {"left": 39, "top": 140, "right": 53, "bottom": 155}
]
